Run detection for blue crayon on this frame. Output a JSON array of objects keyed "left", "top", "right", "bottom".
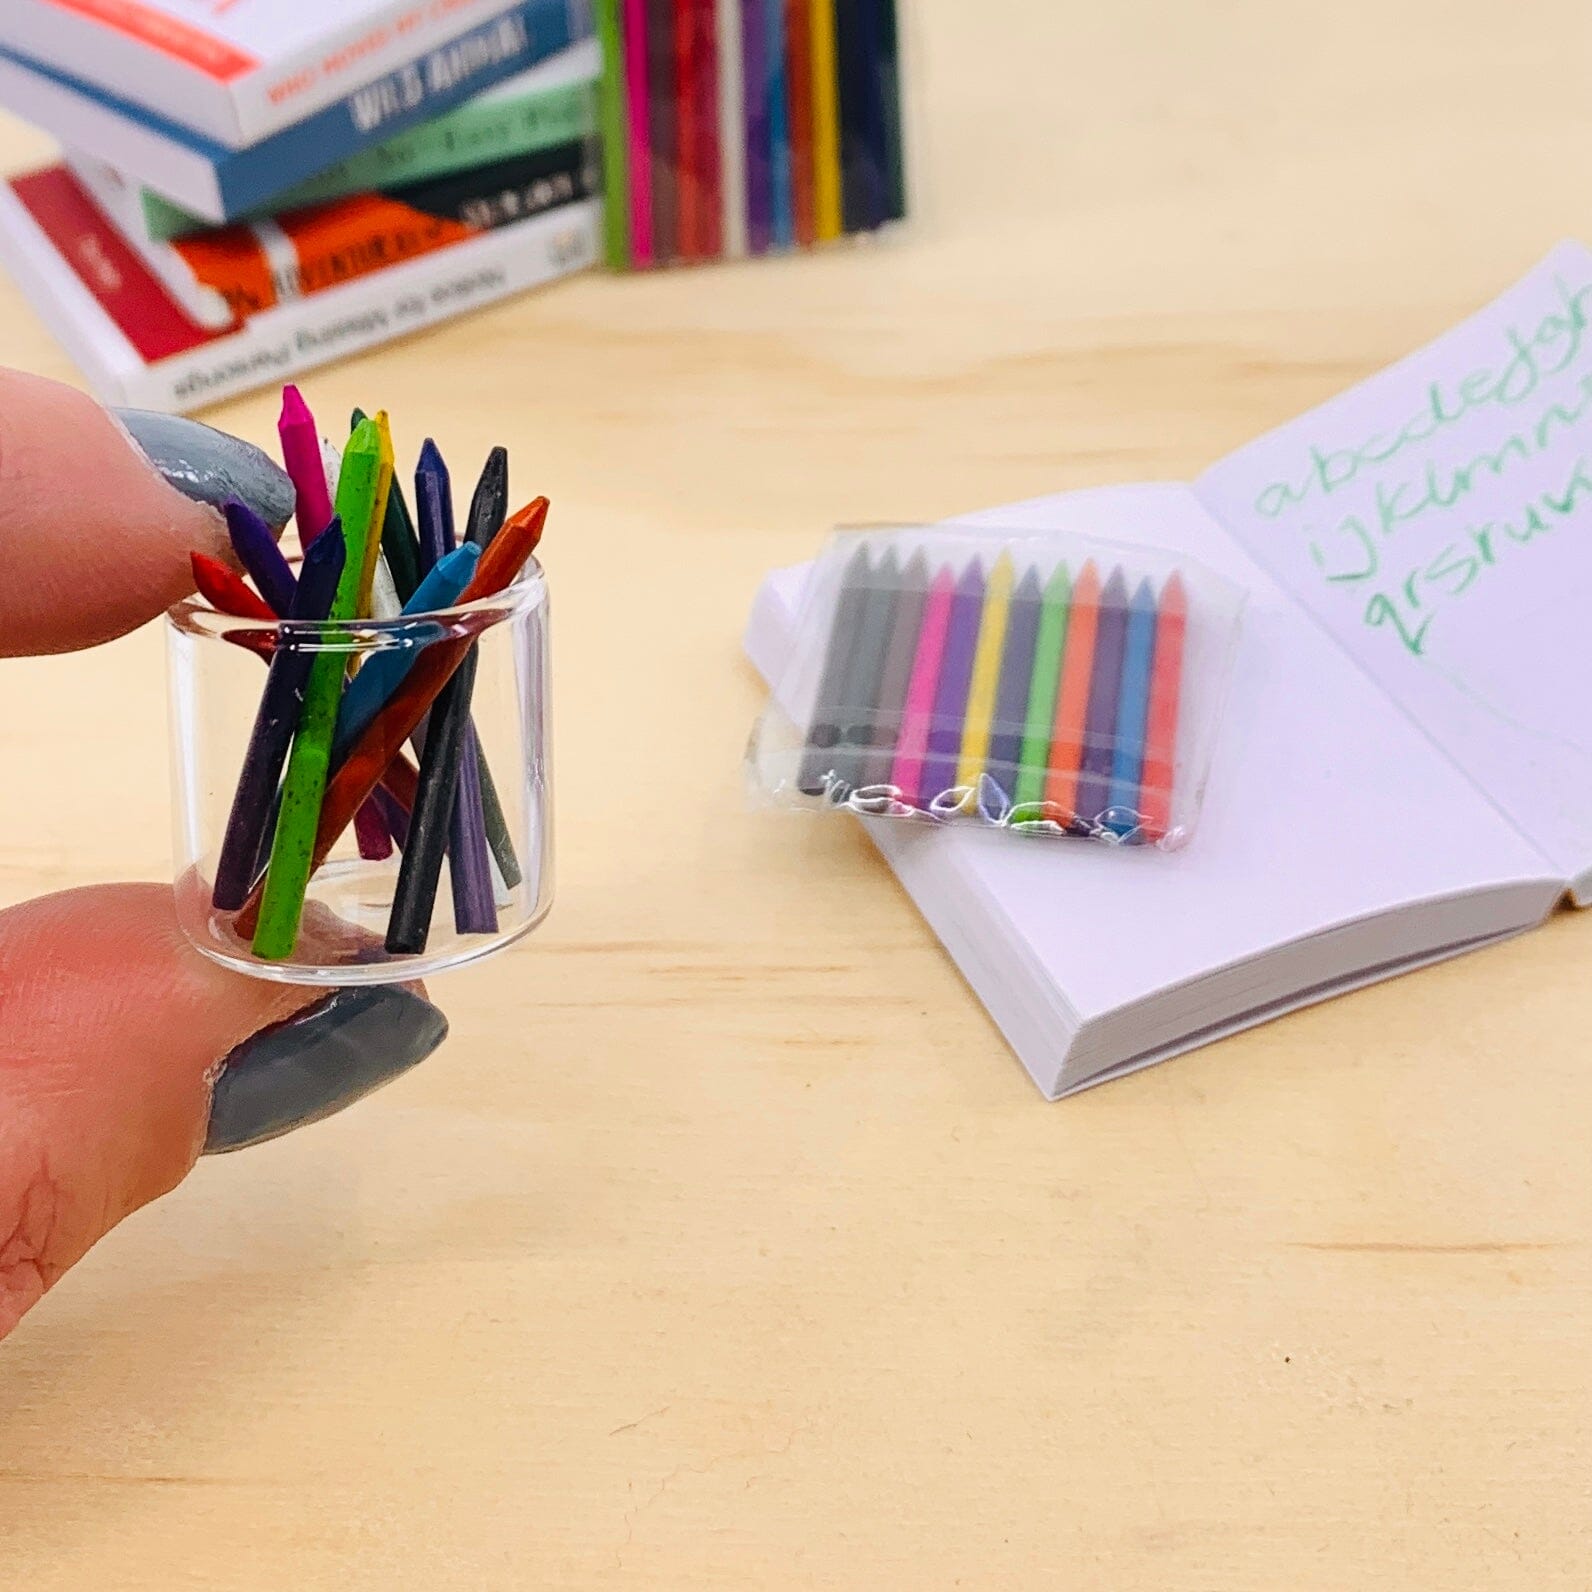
[
  {"left": 1073, "top": 567, "right": 1129, "bottom": 829},
  {"left": 919, "top": 560, "right": 986, "bottom": 804},
  {"left": 331, "top": 542, "right": 481, "bottom": 759},
  {"left": 1105, "top": 578, "right": 1158, "bottom": 836}
]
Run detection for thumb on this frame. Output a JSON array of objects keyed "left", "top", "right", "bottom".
[{"left": 0, "top": 884, "right": 446, "bottom": 1340}]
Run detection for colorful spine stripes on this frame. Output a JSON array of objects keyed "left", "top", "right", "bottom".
[
  {"left": 798, "top": 546, "right": 1191, "bottom": 842},
  {"left": 193, "top": 384, "right": 546, "bottom": 962},
  {"left": 597, "top": 0, "right": 904, "bottom": 268}
]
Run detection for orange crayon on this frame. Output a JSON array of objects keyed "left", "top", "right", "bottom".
[
  {"left": 1139, "top": 572, "right": 1188, "bottom": 841},
  {"left": 1043, "top": 559, "right": 1101, "bottom": 819}
]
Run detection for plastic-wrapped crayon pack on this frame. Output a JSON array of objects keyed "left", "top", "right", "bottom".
[
  {"left": 165, "top": 386, "right": 553, "bottom": 984},
  {"left": 748, "top": 527, "right": 1246, "bottom": 848},
  {"left": 595, "top": 0, "right": 906, "bottom": 269}
]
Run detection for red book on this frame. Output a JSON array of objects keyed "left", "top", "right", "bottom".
[
  {"left": 785, "top": 0, "right": 815, "bottom": 246},
  {"left": 693, "top": 0, "right": 722, "bottom": 258},
  {"left": 672, "top": 0, "right": 699, "bottom": 259}
]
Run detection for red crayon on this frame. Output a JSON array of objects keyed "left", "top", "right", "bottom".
[
  {"left": 191, "top": 551, "right": 275, "bottom": 622},
  {"left": 1139, "top": 572, "right": 1188, "bottom": 841}
]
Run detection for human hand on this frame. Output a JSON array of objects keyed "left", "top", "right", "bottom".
[{"left": 0, "top": 371, "right": 447, "bottom": 1343}]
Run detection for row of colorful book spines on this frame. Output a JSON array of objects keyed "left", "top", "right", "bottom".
[
  {"left": 598, "top": 0, "right": 904, "bottom": 268},
  {"left": 799, "top": 554, "right": 1189, "bottom": 842}
]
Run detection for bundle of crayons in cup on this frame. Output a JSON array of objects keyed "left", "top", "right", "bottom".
[
  {"left": 751, "top": 530, "right": 1244, "bottom": 848},
  {"left": 174, "top": 384, "right": 549, "bottom": 973}
]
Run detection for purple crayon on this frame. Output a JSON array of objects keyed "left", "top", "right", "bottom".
[
  {"left": 1073, "top": 566, "right": 1130, "bottom": 829},
  {"left": 918, "top": 560, "right": 985, "bottom": 805}
]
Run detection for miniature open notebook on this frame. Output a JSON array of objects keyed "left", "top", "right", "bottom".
[{"left": 745, "top": 242, "right": 1592, "bottom": 1097}]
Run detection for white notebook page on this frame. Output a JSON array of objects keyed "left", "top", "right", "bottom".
[{"left": 1198, "top": 242, "right": 1592, "bottom": 898}]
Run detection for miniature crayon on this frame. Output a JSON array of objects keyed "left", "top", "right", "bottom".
[
  {"left": 861, "top": 550, "right": 929, "bottom": 787},
  {"left": 830, "top": 547, "right": 900, "bottom": 792},
  {"left": 380, "top": 470, "right": 424, "bottom": 604},
  {"left": 212, "top": 523, "right": 346, "bottom": 911},
  {"left": 278, "top": 385, "right": 334, "bottom": 542},
  {"left": 252, "top": 472, "right": 373, "bottom": 958},
  {"left": 1014, "top": 563, "right": 1071, "bottom": 808},
  {"left": 889, "top": 564, "right": 954, "bottom": 801},
  {"left": 358, "top": 411, "right": 397, "bottom": 613},
  {"left": 798, "top": 542, "right": 871, "bottom": 795},
  {"left": 224, "top": 499, "right": 296, "bottom": 618},
  {"left": 386, "top": 649, "right": 482, "bottom": 954},
  {"left": 414, "top": 438, "right": 457, "bottom": 572},
  {"left": 956, "top": 551, "right": 1014, "bottom": 789},
  {"left": 190, "top": 552, "right": 275, "bottom": 623},
  {"left": 1140, "top": 573, "right": 1188, "bottom": 841},
  {"left": 984, "top": 566, "right": 1043, "bottom": 802},
  {"left": 918, "top": 560, "right": 985, "bottom": 804},
  {"left": 1105, "top": 579, "right": 1157, "bottom": 835},
  {"left": 1044, "top": 560, "right": 1100, "bottom": 819},
  {"left": 1073, "top": 568, "right": 1129, "bottom": 830},
  {"left": 466, "top": 448, "right": 509, "bottom": 547}
]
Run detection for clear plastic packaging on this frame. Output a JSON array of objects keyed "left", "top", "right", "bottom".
[
  {"left": 166, "top": 564, "right": 552, "bottom": 984},
  {"left": 747, "top": 526, "right": 1246, "bottom": 848},
  {"left": 595, "top": 0, "right": 906, "bottom": 269}
]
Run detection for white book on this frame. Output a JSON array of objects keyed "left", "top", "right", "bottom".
[
  {"left": 744, "top": 245, "right": 1592, "bottom": 1097},
  {"left": 0, "top": 0, "right": 574, "bottom": 148},
  {"left": 0, "top": 162, "right": 598, "bottom": 410}
]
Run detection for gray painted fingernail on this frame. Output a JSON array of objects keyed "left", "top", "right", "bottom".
[
  {"left": 204, "top": 987, "right": 448, "bottom": 1154},
  {"left": 114, "top": 408, "right": 297, "bottom": 529}
]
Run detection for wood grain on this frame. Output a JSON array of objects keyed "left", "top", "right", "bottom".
[{"left": 0, "top": 2, "right": 1589, "bottom": 1585}]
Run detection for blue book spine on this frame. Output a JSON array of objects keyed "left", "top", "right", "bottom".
[{"left": 0, "top": 0, "right": 592, "bottom": 222}]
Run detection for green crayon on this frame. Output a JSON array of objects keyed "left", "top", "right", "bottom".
[
  {"left": 252, "top": 422, "right": 380, "bottom": 959},
  {"left": 1013, "top": 563, "right": 1072, "bottom": 808}
]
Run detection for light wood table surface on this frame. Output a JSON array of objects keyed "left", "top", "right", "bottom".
[{"left": 2, "top": 3, "right": 1590, "bottom": 1586}]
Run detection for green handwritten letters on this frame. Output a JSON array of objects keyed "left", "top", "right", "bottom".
[{"left": 1250, "top": 276, "right": 1592, "bottom": 656}]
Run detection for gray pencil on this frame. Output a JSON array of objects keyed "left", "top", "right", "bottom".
[
  {"left": 832, "top": 548, "right": 902, "bottom": 794},
  {"left": 798, "top": 543, "right": 873, "bottom": 795},
  {"left": 861, "top": 550, "right": 929, "bottom": 788}
]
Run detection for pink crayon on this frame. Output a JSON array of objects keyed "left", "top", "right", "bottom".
[
  {"left": 278, "top": 385, "right": 335, "bottom": 543},
  {"left": 889, "top": 565, "right": 956, "bottom": 804}
]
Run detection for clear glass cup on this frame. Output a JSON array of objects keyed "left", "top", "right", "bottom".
[{"left": 165, "top": 562, "right": 552, "bottom": 984}]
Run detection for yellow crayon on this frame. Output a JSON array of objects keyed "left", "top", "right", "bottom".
[
  {"left": 357, "top": 410, "right": 396, "bottom": 614},
  {"left": 956, "top": 551, "right": 1015, "bottom": 788}
]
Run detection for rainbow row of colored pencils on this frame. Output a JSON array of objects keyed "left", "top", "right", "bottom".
[
  {"left": 798, "top": 548, "right": 1190, "bottom": 841},
  {"left": 192, "top": 384, "right": 547, "bottom": 960},
  {"left": 596, "top": 0, "right": 905, "bottom": 268}
]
